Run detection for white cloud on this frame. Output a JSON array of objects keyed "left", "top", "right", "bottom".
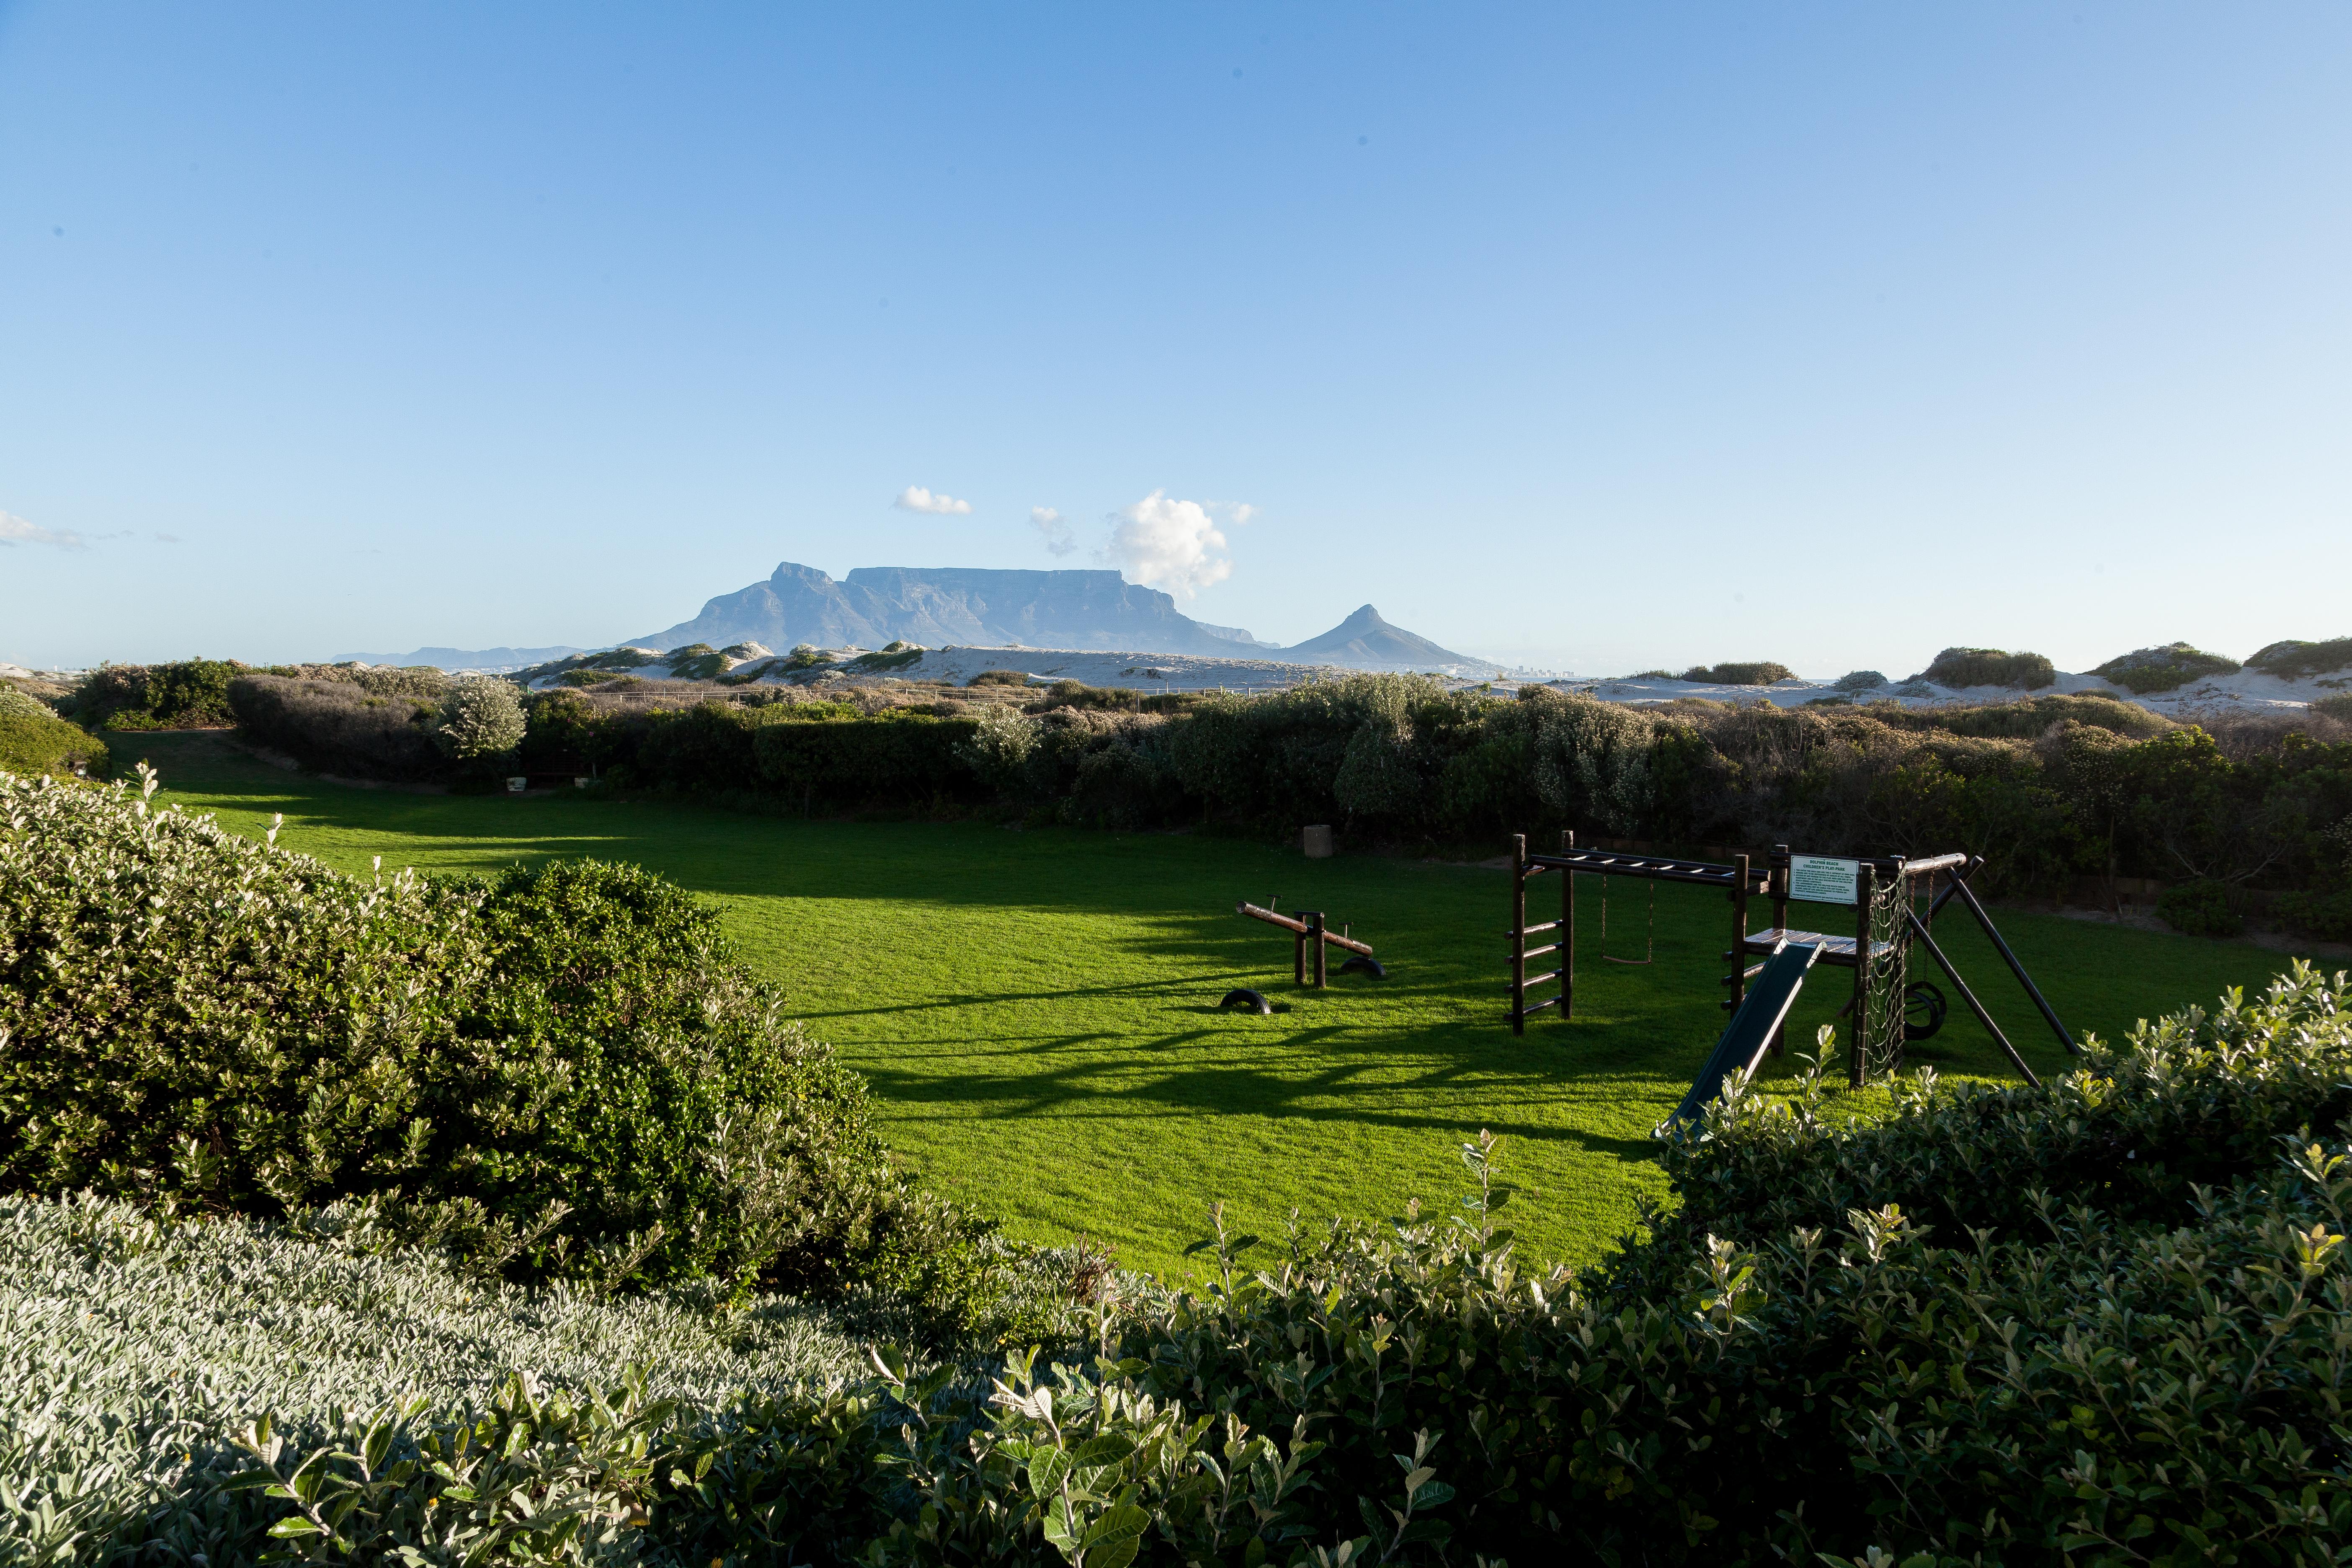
[
  {"left": 0, "top": 511, "right": 85, "bottom": 549},
  {"left": 1030, "top": 506, "right": 1076, "bottom": 557},
  {"left": 1099, "top": 490, "right": 1239, "bottom": 599},
  {"left": 893, "top": 485, "right": 972, "bottom": 516}
]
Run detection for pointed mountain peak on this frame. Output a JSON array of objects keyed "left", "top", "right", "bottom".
[{"left": 1281, "top": 604, "right": 1491, "bottom": 672}]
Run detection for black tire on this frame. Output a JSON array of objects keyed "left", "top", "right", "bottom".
[
  {"left": 1903, "top": 980, "right": 1947, "bottom": 1042},
  {"left": 1338, "top": 955, "right": 1386, "bottom": 979},
  {"left": 1218, "top": 988, "right": 1274, "bottom": 1015}
]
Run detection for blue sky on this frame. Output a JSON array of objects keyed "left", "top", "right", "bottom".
[{"left": 2, "top": 2, "right": 2346, "bottom": 674}]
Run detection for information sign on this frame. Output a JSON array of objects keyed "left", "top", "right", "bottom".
[{"left": 1788, "top": 854, "right": 1863, "bottom": 906}]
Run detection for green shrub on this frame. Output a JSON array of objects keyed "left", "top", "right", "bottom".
[
  {"left": 64, "top": 659, "right": 243, "bottom": 730},
  {"left": 2315, "top": 691, "right": 2352, "bottom": 724},
  {"left": 845, "top": 642, "right": 924, "bottom": 673},
  {"left": 2090, "top": 639, "right": 2242, "bottom": 693},
  {"left": 965, "top": 668, "right": 1030, "bottom": 687},
  {"left": 781, "top": 644, "right": 836, "bottom": 673},
  {"left": 228, "top": 673, "right": 445, "bottom": 781},
  {"left": 558, "top": 667, "right": 627, "bottom": 686},
  {"left": 2273, "top": 888, "right": 2352, "bottom": 941},
  {"left": 0, "top": 687, "right": 52, "bottom": 721},
  {"left": 580, "top": 647, "right": 660, "bottom": 671},
  {"left": 2156, "top": 875, "right": 2242, "bottom": 936},
  {"left": 1903, "top": 690, "right": 2171, "bottom": 739},
  {"left": 267, "top": 662, "right": 452, "bottom": 700},
  {"left": 433, "top": 677, "right": 528, "bottom": 760},
  {"left": 0, "top": 709, "right": 109, "bottom": 779},
  {"left": 2248, "top": 636, "right": 2352, "bottom": 679},
  {"left": 1679, "top": 660, "right": 1793, "bottom": 685},
  {"left": 616, "top": 699, "right": 781, "bottom": 792},
  {"left": 1831, "top": 669, "right": 1885, "bottom": 692},
  {"left": 1524, "top": 686, "right": 1658, "bottom": 832},
  {"left": 667, "top": 645, "right": 728, "bottom": 681},
  {"left": 0, "top": 769, "right": 978, "bottom": 1298},
  {"left": 1036, "top": 681, "right": 1140, "bottom": 712},
  {"left": 1919, "top": 645, "right": 2058, "bottom": 690}
]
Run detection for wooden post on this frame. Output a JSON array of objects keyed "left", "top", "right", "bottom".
[
  {"left": 1851, "top": 861, "right": 1875, "bottom": 1088},
  {"left": 1294, "top": 927, "right": 1306, "bottom": 986},
  {"left": 1306, "top": 911, "right": 1329, "bottom": 988},
  {"left": 1726, "top": 853, "right": 1750, "bottom": 1016},
  {"left": 1767, "top": 845, "right": 1791, "bottom": 1057},
  {"left": 1510, "top": 834, "right": 1528, "bottom": 1035},
  {"left": 1560, "top": 829, "right": 1575, "bottom": 1022}
]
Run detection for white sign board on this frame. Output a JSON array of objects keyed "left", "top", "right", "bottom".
[{"left": 1788, "top": 854, "right": 1863, "bottom": 906}]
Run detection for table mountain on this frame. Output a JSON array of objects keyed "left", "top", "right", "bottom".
[{"left": 634, "top": 562, "right": 1269, "bottom": 657}]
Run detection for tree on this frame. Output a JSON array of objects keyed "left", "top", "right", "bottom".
[{"left": 434, "top": 678, "right": 527, "bottom": 760}]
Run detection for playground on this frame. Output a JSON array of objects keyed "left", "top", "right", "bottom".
[{"left": 128, "top": 731, "right": 2305, "bottom": 1280}]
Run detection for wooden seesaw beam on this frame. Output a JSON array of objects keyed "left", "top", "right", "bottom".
[{"left": 1235, "top": 901, "right": 1375, "bottom": 988}]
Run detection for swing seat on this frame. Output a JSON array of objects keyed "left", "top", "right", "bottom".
[{"left": 1739, "top": 927, "right": 1896, "bottom": 967}]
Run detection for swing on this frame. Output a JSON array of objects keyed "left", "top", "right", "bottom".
[{"left": 1599, "top": 874, "right": 1655, "bottom": 965}]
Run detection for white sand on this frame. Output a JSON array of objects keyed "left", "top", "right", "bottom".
[{"left": 505, "top": 644, "right": 2352, "bottom": 717}]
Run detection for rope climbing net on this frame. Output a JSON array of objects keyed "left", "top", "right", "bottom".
[{"left": 1862, "top": 867, "right": 1910, "bottom": 1077}]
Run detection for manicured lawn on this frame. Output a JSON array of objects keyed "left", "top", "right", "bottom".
[{"left": 123, "top": 733, "right": 2311, "bottom": 1283}]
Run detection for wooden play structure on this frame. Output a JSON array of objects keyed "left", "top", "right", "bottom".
[
  {"left": 1505, "top": 831, "right": 2078, "bottom": 1124},
  {"left": 1236, "top": 900, "right": 1382, "bottom": 988}
]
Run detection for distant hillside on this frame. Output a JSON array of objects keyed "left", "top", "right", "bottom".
[
  {"left": 343, "top": 645, "right": 587, "bottom": 671},
  {"left": 1282, "top": 605, "right": 1492, "bottom": 673},
  {"left": 635, "top": 562, "right": 1269, "bottom": 658}
]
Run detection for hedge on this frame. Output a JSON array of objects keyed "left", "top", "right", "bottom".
[
  {"left": 227, "top": 674, "right": 2352, "bottom": 916},
  {"left": 753, "top": 710, "right": 982, "bottom": 806},
  {"left": 227, "top": 673, "right": 444, "bottom": 781}
]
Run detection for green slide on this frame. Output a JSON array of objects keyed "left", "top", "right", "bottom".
[{"left": 1660, "top": 940, "right": 1823, "bottom": 1134}]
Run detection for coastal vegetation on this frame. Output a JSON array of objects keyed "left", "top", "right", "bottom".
[
  {"left": 5, "top": 700, "right": 2347, "bottom": 1561},
  {"left": 3, "top": 767, "right": 2343, "bottom": 1563}
]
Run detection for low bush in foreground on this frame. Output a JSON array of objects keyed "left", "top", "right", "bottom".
[
  {"left": 0, "top": 767, "right": 984, "bottom": 1308},
  {"left": 15, "top": 960, "right": 2350, "bottom": 1564},
  {"left": 0, "top": 1190, "right": 874, "bottom": 1562}
]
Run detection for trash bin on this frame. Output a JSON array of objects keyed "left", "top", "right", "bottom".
[
  {"left": 1302, "top": 824, "right": 1334, "bottom": 858},
  {"left": 506, "top": 776, "right": 528, "bottom": 794}
]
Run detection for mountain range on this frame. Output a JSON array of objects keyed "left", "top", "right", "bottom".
[
  {"left": 630, "top": 562, "right": 1492, "bottom": 672},
  {"left": 363, "top": 562, "right": 1494, "bottom": 674}
]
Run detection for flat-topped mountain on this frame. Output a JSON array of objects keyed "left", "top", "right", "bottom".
[
  {"left": 635, "top": 562, "right": 1269, "bottom": 658},
  {"left": 630, "top": 562, "right": 1496, "bottom": 672},
  {"left": 635, "top": 564, "right": 1270, "bottom": 658}
]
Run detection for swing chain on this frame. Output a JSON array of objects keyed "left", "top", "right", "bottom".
[{"left": 1599, "top": 873, "right": 1656, "bottom": 965}]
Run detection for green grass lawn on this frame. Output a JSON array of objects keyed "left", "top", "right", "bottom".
[{"left": 120, "top": 733, "right": 2315, "bottom": 1284}]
